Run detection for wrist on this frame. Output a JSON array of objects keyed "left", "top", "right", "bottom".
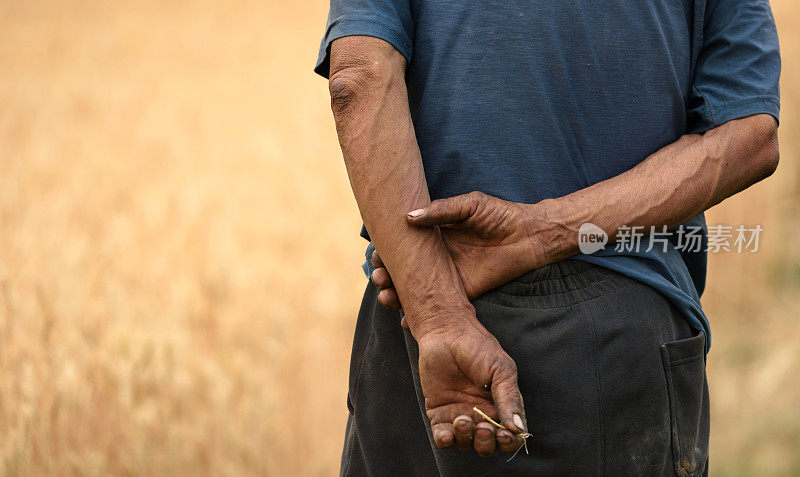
[
  {"left": 405, "top": 301, "right": 479, "bottom": 341},
  {"left": 521, "top": 199, "right": 581, "bottom": 267}
]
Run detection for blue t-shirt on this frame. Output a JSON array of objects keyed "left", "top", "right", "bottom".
[{"left": 315, "top": 0, "right": 781, "bottom": 349}]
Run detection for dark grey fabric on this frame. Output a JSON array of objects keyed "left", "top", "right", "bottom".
[{"left": 340, "top": 260, "right": 710, "bottom": 476}]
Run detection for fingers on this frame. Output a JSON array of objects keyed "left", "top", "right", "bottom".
[
  {"left": 406, "top": 191, "right": 486, "bottom": 227},
  {"left": 437, "top": 414, "right": 500, "bottom": 456},
  {"left": 431, "top": 422, "right": 455, "bottom": 449},
  {"left": 370, "top": 267, "right": 393, "bottom": 289},
  {"left": 377, "top": 288, "right": 401, "bottom": 310},
  {"left": 427, "top": 405, "right": 473, "bottom": 451},
  {"left": 490, "top": 359, "right": 528, "bottom": 435},
  {"left": 370, "top": 251, "right": 401, "bottom": 310},
  {"left": 370, "top": 249, "right": 384, "bottom": 269},
  {"left": 474, "top": 421, "right": 497, "bottom": 457},
  {"left": 496, "top": 429, "right": 522, "bottom": 454},
  {"left": 453, "top": 415, "right": 474, "bottom": 451},
  {"left": 431, "top": 413, "right": 520, "bottom": 457}
]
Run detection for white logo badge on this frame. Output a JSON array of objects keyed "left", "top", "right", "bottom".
[{"left": 578, "top": 223, "right": 608, "bottom": 254}]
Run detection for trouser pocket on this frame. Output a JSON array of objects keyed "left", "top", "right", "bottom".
[{"left": 660, "top": 331, "right": 710, "bottom": 477}]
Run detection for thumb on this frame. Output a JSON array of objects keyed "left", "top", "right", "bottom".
[
  {"left": 491, "top": 361, "right": 527, "bottom": 434},
  {"left": 406, "top": 191, "right": 484, "bottom": 227}
]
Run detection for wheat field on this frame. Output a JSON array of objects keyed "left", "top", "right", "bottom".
[{"left": 0, "top": 1, "right": 798, "bottom": 475}]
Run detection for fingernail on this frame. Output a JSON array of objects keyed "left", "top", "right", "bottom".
[
  {"left": 456, "top": 419, "right": 470, "bottom": 432},
  {"left": 476, "top": 427, "right": 491, "bottom": 439},
  {"left": 513, "top": 414, "right": 524, "bottom": 431},
  {"left": 496, "top": 432, "right": 511, "bottom": 443},
  {"left": 438, "top": 432, "right": 453, "bottom": 445},
  {"left": 407, "top": 209, "right": 424, "bottom": 218}
]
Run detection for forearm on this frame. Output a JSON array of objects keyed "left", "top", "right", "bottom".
[
  {"left": 534, "top": 114, "right": 780, "bottom": 260},
  {"left": 328, "top": 36, "right": 474, "bottom": 338}
]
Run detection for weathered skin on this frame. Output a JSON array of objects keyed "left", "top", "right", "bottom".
[
  {"left": 329, "top": 31, "right": 779, "bottom": 458},
  {"left": 328, "top": 35, "right": 527, "bottom": 455},
  {"left": 373, "top": 114, "right": 779, "bottom": 308}
]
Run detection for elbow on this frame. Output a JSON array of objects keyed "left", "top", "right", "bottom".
[
  {"left": 731, "top": 115, "right": 780, "bottom": 184},
  {"left": 754, "top": 123, "right": 780, "bottom": 181},
  {"left": 327, "top": 37, "right": 406, "bottom": 117},
  {"left": 328, "top": 61, "right": 394, "bottom": 116},
  {"left": 328, "top": 69, "right": 363, "bottom": 114}
]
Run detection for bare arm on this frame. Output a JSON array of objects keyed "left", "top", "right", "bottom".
[
  {"left": 327, "top": 36, "right": 471, "bottom": 337},
  {"left": 371, "top": 114, "right": 779, "bottom": 303},
  {"left": 327, "top": 35, "right": 528, "bottom": 454},
  {"left": 537, "top": 114, "right": 780, "bottom": 260}
]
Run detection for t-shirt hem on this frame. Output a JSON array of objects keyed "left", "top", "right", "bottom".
[
  {"left": 314, "top": 17, "right": 413, "bottom": 79},
  {"left": 688, "top": 96, "right": 780, "bottom": 134}
]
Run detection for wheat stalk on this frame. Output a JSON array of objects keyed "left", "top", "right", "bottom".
[{"left": 472, "top": 407, "right": 532, "bottom": 462}]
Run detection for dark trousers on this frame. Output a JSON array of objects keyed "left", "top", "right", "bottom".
[{"left": 340, "top": 260, "right": 710, "bottom": 476}]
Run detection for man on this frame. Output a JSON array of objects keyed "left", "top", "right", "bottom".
[{"left": 315, "top": 0, "right": 780, "bottom": 475}]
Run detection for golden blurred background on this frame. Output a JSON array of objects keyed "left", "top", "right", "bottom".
[{"left": 0, "top": 1, "right": 797, "bottom": 475}]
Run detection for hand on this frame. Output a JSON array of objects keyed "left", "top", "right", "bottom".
[
  {"left": 417, "top": 318, "right": 528, "bottom": 456},
  {"left": 371, "top": 191, "right": 558, "bottom": 310}
]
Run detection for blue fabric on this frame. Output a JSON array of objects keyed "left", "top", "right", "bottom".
[{"left": 316, "top": 0, "right": 781, "bottom": 350}]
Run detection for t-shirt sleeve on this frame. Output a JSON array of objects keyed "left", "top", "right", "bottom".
[
  {"left": 686, "top": 0, "right": 781, "bottom": 133},
  {"left": 314, "top": 0, "right": 414, "bottom": 79}
]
